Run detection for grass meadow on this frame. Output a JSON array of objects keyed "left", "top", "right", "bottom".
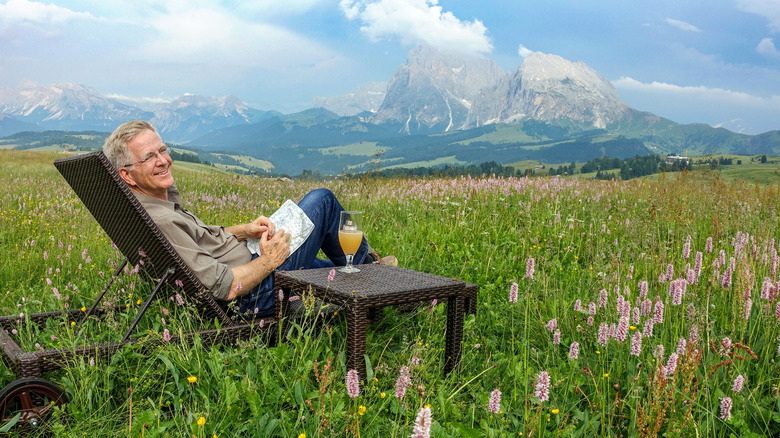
[{"left": 1, "top": 149, "right": 780, "bottom": 437}]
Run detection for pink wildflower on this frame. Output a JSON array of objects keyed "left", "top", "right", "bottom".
[
  {"left": 663, "top": 352, "right": 679, "bottom": 376},
  {"left": 43, "top": 250, "right": 48, "bottom": 260},
  {"left": 689, "top": 326, "right": 699, "bottom": 345},
  {"left": 705, "top": 237, "right": 713, "bottom": 253},
  {"left": 639, "top": 281, "right": 648, "bottom": 299},
  {"left": 761, "top": 277, "right": 773, "bottom": 300},
  {"left": 546, "top": 318, "right": 557, "bottom": 332},
  {"left": 573, "top": 299, "right": 581, "bottom": 312},
  {"left": 632, "top": 306, "right": 641, "bottom": 324},
  {"left": 174, "top": 279, "right": 184, "bottom": 288},
  {"left": 410, "top": 406, "right": 432, "bottom": 438},
  {"left": 654, "top": 298, "right": 664, "bottom": 323},
  {"left": 588, "top": 301, "right": 596, "bottom": 316},
  {"left": 732, "top": 375, "right": 745, "bottom": 393},
  {"left": 720, "top": 397, "right": 733, "bottom": 421},
  {"left": 683, "top": 235, "right": 691, "bottom": 259},
  {"left": 630, "top": 331, "right": 642, "bottom": 356},
  {"left": 525, "top": 257, "right": 535, "bottom": 279},
  {"left": 721, "top": 267, "right": 732, "bottom": 288},
  {"left": 175, "top": 294, "right": 184, "bottom": 306},
  {"left": 534, "top": 371, "right": 551, "bottom": 403},
  {"left": 488, "top": 388, "right": 501, "bottom": 414},
  {"left": 744, "top": 298, "right": 752, "bottom": 319},
  {"left": 53, "top": 287, "right": 60, "bottom": 300},
  {"left": 599, "top": 289, "right": 608, "bottom": 308},
  {"left": 568, "top": 342, "right": 580, "bottom": 359},
  {"left": 161, "top": 317, "right": 166, "bottom": 326},
  {"left": 328, "top": 269, "right": 335, "bottom": 282},
  {"left": 598, "top": 323, "right": 609, "bottom": 346},
  {"left": 89, "top": 358, "right": 95, "bottom": 367},
  {"left": 654, "top": 344, "right": 665, "bottom": 361},
  {"left": 346, "top": 369, "right": 360, "bottom": 398},
  {"left": 721, "top": 337, "right": 732, "bottom": 355},
  {"left": 616, "top": 316, "right": 629, "bottom": 342},
  {"left": 162, "top": 307, "right": 169, "bottom": 316},
  {"left": 643, "top": 318, "right": 654, "bottom": 338},
  {"left": 395, "top": 366, "right": 411, "bottom": 399},
  {"left": 553, "top": 329, "right": 561, "bottom": 345},
  {"left": 163, "top": 329, "right": 171, "bottom": 342},
  {"left": 587, "top": 316, "right": 594, "bottom": 326},
  {"left": 666, "top": 264, "right": 674, "bottom": 281},
  {"left": 677, "top": 338, "right": 687, "bottom": 356},
  {"left": 509, "top": 282, "right": 518, "bottom": 303},
  {"left": 694, "top": 251, "right": 703, "bottom": 279}
]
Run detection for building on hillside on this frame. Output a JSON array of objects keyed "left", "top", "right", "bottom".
[{"left": 665, "top": 155, "right": 691, "bottom": 166}]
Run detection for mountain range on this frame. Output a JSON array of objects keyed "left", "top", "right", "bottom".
[{"left": 2, "top": 46, "right": 778, "bottom": 175}]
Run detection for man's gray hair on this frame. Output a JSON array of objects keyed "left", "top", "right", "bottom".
[{"left": 103, "top": 120, "right": 158, "bottom": 170}]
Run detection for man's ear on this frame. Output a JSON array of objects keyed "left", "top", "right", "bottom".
[{"left": 119, "top": 167, "right": 136, "bottom": 187}]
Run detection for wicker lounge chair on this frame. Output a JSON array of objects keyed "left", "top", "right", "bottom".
[{"left": 0, "top": 151, "right": 275, "bottom": 428}]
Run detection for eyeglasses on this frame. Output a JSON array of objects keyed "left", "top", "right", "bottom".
[{"left": 123, "top": 145, "right": 170, "bottom": 168}]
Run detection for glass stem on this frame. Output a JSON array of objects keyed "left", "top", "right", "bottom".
[{"left": 345, "top": 254, "right": 354, "bottom": 267}]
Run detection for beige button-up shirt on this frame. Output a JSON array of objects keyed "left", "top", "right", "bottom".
[{"left": 133, "top": 186, "right": 252, "bottom": 300}]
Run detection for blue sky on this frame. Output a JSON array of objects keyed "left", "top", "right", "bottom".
[{"left": 2, "top": 0, "right": 780, "bottom": 134}]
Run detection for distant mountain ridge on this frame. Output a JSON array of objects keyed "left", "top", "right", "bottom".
[{"left": 1, "top": 46, "right": 779, "bottom": 175}]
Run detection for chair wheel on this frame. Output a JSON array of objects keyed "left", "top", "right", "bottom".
[{"left": 0, "top": 377, "right": 67, "bottom": 428}]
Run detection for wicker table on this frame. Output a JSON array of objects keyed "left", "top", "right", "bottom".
[{"left": 275, "top": 264, "right": 469, "bottom": 380}]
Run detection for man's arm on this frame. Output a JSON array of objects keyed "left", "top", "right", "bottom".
[{"left": 226, "top": 229, "right": 291, "bottom": 300}]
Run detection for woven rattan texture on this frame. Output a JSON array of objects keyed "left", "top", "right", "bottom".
[
  {"left": 53, "top": 152, "right": 230, "bottom": 324},
  {"left": 276, "top": 264, "right": 465, "bottom": 307}
]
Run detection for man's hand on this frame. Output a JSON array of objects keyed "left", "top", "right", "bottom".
[
  {"left": 246, "top": 216, "right": 275, "bottom": 239},
  {"left": 259, "top": 229, "right": 291, "bottom": 269}
]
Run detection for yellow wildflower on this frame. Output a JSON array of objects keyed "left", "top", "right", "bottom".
[
  {"left": 358, "top": 405, "right": 366, "bottom": 416},
  {"left": 552, "top": 409, "right": 560, "bottom": 414},
  {"left": 187, "top": 376, "right": 197, "bottom": 384},
  {"left": 380, "top": 392, "right": 386, "bottom": 399},
  {"left": 298, "top": 434, "right": 306, "bottom": 438},
  {"left": 197, "top": 417, "right": 206, "bottom": 427},
  {"left": 603, "top": 373, "right": 609, "bottom": 378},
  {"left": 80, "top": 307, "right": 86, "bottom": 312},
  {"left": 70, "top": 321, "right": 76, "bottom": 327}
]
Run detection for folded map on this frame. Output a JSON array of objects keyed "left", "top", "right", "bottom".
[{"left": 245, "top": 200, "right": 314, "bottom": 256}]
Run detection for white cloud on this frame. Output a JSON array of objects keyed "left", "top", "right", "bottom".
[
  {"left": 340, "top": 0, "right": 492, "bottom": 54},
  {"left": 736, "top": 0, "right": 780, "bottom": 32},
  {"left": 134, "top": 4, "right": 343, "bottom": 72},
  {"left": 517, "top": 44, "right": 534, "bottom": 58},
  {"left": 665, "top": 18, "right": 701, "bottom": 32},
  {"left": 0, "top": 0, "right": 96, "bottom": 25},
  {"left": 614, "top": 77, "right": 769, "bottom": 104},
  {"left": 757, "top": 37, "right": 780, "bottom": 57}
]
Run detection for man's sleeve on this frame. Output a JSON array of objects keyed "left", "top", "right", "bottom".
[{"left": 156, "top": 214, "right": 234, "bottom": 301}]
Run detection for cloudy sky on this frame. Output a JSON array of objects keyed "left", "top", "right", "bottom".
[{"left": 2, "top": 0, "right": 780, "bottom": 134}]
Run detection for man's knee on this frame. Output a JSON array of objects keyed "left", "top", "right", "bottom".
[{"left": 304, "top": 188, "right": 336, "bottom": 203}]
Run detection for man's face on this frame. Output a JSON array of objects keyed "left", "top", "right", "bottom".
[{"left": 120, "top": 129, "right": 174, "bottom": 200}]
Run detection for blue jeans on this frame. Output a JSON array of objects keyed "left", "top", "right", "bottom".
[{"left": 237, "top": 188, "right": 369, "bottom": 316}]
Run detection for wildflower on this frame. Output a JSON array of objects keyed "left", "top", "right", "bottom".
[
  {"left": 597, "top": 323, "right": 609, "bottom": 346},
  {"left": 380, "top": 392, "right": 386, "bottom": 398},
  {"left": 616, "top": 316, "right": 629, "bottom": 342},
  {"left": 588, "top": 301, "right": 596, "bottom": 316},
  {"left": 89, "top": 358, "right": 95, "bottom": 367},
  {"left": 534, "top": 371, "right": 551, "bottom": 403},
  {"left": 705, "top": 237, "right": 713, "bottom": 253},
  {"left": 676, "top": 338, "right": 687, "bottom": 356},
  {"left": 35, "top": 343, "right": 42, "bottom": 351},
  {"left": 663, "top": 352, "right": 679, "bottom": 376},
  {"left": 587, "top": 316, "right": 593, "bottom": 326},
  {"left": 551, "top": 408, "right": 560, "bottom": 414},
  {"left": 654, "top": 298, "right": 664, "bottom": 323},
  {"left": 568, "top": 342, "right": 580, "bottom": 359},
  {"left": 630, "top": 331, "right": 642, "bottom": 356},
  {"left": 602, "top": 373, "right": 609, "bottom": 378},
  {"left": 546, "top": 318, "right": 557, "bottom": 332},
  {"left": 632, "top": 307, "right": 641, "bottom": 324},
  {"left": 162, "top": 307, "right": 169, "bottom": 316},
  {"left": 525, "top": 257, "right": 535, "bottom": 279},
  {"left": 174, "top": 279, "right": 184, "bottom": 288},
  {"left": 299, "top": 434, "right": 306, "bottom": 438},
  {"left": 427, "top": 299, "right": 437, "bottom": 313},
  {"left": 488, "top": 388, "right": 501, "bottom": 414},
  {"left": 683, "top": 235, "right": 691, "bottom": 259},
  {"left": 187, "top": 376, "right": 197, "bottom": 384},
  {"left": 732, "top": 375, "right": 745, "bottom": 393},
  {"left": 721, "top": 267, "right": 732, "bottom": 288},
  {"left": 410, "top": 406, "right": 432, "bottom": 438},
  {"left": 163, "top": 329, "right": 171, "bottom": 342},
  {"left": 638, "top": 281, "right": 648, "bottom": 300},
  {"left": 395, "top": 366, "right": 411, "bottom": 399},
  {"left": 720, "top": 337, "right": 732, "bottom": 355},
  {"left": 744, "top": 298, "right": 752, "bottom": 319},
  {"left": 694, "top": 251, "right": 703, "bottom": 278},
  {"left": 70, "top": 321, "right": 76, "bottom": 327},
  {"left": 666, "top": 263, "right": 674, "bottom": 281},
  {"left": 175, "top": 294, "right": 184, "bottom": 306},
  {"left": 358, "top": 405, "right": 366, "bottom": 416},
  {"left": 720, "top": 397, "right": 733, "bottom": 421},
  {"left": 53, "top": 288, "right": 60, "bottom": 300},
  {"left": 80, "top": 306, "right": 86, "bottom": 312},
  {"left": 346, "top": 369, "right": 360, "bottom": 398},
  {"left": 553, "top": 329, "right": 561, "bottom": 345},
  {"left": 573, "top": 299, "right": 581, "bottom": 312},
  {"left": 599, "top": 289, "right": 608, "bottom": 308},
  {"left": 197, "top": 417, "right": 206, "bottom": 427},
  {"left": 509, "top": 282, "right": 518, "bottom": 303}
]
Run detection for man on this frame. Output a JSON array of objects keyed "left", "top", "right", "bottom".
[{"left": 103, "top": 120, "right": 392, "bottom": 316}]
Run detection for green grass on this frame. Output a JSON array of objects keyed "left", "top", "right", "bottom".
[
  {"left": 1, "top": 149, "right": 780, "bottom": 437},
  {"left": 319, "top": 142, "right": 383, "bottom": 157}
]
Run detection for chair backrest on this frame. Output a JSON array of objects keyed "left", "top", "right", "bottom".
[{"left": 54, "top": 151, "right": 233, "bottom": 324}]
